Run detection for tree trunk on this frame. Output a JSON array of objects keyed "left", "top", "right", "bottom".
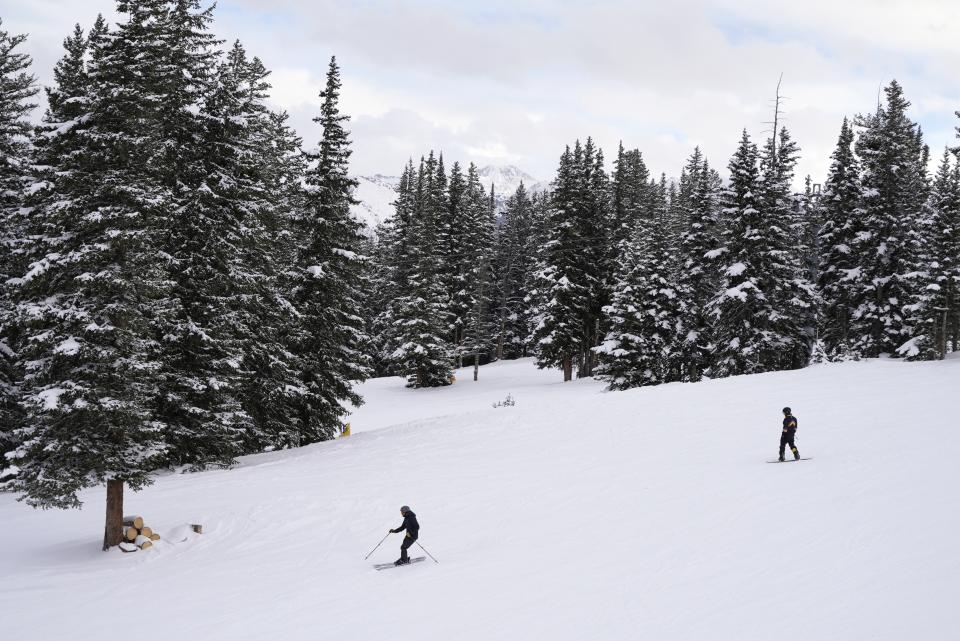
[
  {"left": 562, "top": 357, "right": 572, "bottom": 382},
  {"left": 103, "top": 479, "right": 124, "bottom": 551}
]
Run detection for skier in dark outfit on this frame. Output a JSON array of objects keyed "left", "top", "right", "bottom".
[
  {"left": 389, "top": 506, "right": 419, "bottom": 565},
  {"left": 779, "top": 407, "right": 800, "bottom": 461}
]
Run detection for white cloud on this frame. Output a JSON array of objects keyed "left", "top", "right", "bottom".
[{"left": 8, "top": 0, "right": 960, "bottom": 183}]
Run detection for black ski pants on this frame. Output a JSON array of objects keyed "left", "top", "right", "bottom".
[
  {"left": 780, "top": 430, "right": 799, "bottom": 459},
  {"left": 400, "top": 536, "right": 417, "bottom": 561}
]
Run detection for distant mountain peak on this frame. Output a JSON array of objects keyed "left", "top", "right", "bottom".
[
  {"left": 475, "top": 165, "right": 547, "bottom": 202},
  {"left": 350, "top": 165, "right": 549, "bottom": 231}
]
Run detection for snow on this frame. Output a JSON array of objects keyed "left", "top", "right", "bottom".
[
  {"left": 1, "top": 357, "right": 959, "bottom": 640},
  {"left": 349, "top": 166, "right": 549, "bottom": 229},
  {"left": 35, "top": 387, "right": 66, "bottom": 410},
  {"left": 350, "top": 174, "right": 400, "bottom": 232},
  {"left": 725, "top": 261, "right": 747, "bottom": 276},
  {"left": 476, "top": 165, "right": 548, "bottom": 209},
  {"left": 53, "top": 337, "right": 81, "bottom": 355}
]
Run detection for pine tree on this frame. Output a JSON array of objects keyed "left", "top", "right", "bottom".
[
  {"left": 0, "top": 19, "right": 38, "bottom": 479},
  {"left": 389, "top": 153, "right": 454, "bottom": 387},
  {"left": 758, "top": 126, "right": 816, "bottom": 370},
  {"left": 707, "top": 128, "right": 812, "bottom": 376},
  {"left": 146, "top": 8, "right": 265, "bottom": 469},
  {"left": 289, "top": 56, "right": 371, "bottom": 435},
  {"left": 578, "top": 140, "right": 610, "bottom": 377},
  {"left": 675, "top": 153, "right": 722, "bottom": 381},
  {"left": 460, "top": 163, "right": 496, "bottom": 373},
  {"left": 240, "top": 107, "right": 308, "bottom": 448},
  {"left": 818, "top": 118, "right": 864, "bottom": 359},
  {"left": 530, "top": 144, "right": 592, "bottom": 381},
  {"left": 851, "top": 81, "right": 928, "bottom": 357},
  {"left": 597, "top": 171, "right": 684, "bottom": 388},
  {"left": 155, "top": 40, "right": 295, "bottom": 464},
  {"left": 900, "top": 148, "right": 960, "bottom": 359},
  {"left": 493, "top": 182, "right": 537, "bottom": 359},
  {"left": 9, "top": 4, "right": 180, "bottom": 549},
  {"left": 445, "top": 161, "right": 470, "bottom": 363},
  {"left": 609, "top": 144, "right": 651, "bottom": 255},
  {"left": 369, "top": 161, "right": 416, "bottom": 375}
]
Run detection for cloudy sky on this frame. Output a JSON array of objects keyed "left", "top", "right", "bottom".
[{"left": 6, "top": 0, "right": 960, "bottom": 184}]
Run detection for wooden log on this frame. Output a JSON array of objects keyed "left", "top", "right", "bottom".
[
  {"left": 135, "top": 535, "right": 153, "bottom": 550},
  {"left": 124, "top": 526, "right": 139, "bottom": 542},
  {"left": 140, "top": 526, "right": 153, "bottom": 538},
  {"left": 149, "top": 533, "right": 161, "bottom": 541},
  {"left": 122, "top": 515, "right": 144, "bottom": 529},
  {"left": 119, "top": 542, "right": 138, "bottom": 553}
]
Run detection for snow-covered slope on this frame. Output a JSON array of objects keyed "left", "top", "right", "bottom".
[
  {"left": 476, "top": 164, "right": 548, "bottom": 205},
  {"left": 2, "top": 357, "right": 958, "bottom": 641},
  {"left": 349, "top": 166, "right": 548, "bottom": 229},
  {"left": 350, "top": 174, "right": 400, "bottom": 231}
]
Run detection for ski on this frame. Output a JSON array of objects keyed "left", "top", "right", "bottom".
[
  {"left": 373, "top": 556, "right": 426, "bottom": 570},
  {"left": 766, "top": 457, "right": 813, "bottom": 463}
]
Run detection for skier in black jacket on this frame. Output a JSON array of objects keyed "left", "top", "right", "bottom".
[
  {"left": 389, "top": 506, "right": 419, "bottom": 565},
  {"left": 779, "top": 407, "right": 800, "bottom": 462}
]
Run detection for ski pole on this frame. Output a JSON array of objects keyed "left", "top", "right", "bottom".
[
  {"left": 416, "top": 540, "right": 440, "bottom": 564},
  {"left": 364, "top": 532, "right": 391, "bottom": 560}
]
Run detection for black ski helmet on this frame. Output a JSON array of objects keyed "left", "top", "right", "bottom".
[
  {"left": 400, "top": 505, "right": 410, "bottom": 514},
  {"left": 782, "top": 407, "right": 791, "bottom": 414}
]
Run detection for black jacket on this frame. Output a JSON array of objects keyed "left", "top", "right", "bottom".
[
  {"left": 783, "top": 414, "right": 798, "bottom": 433},
  {"left": 391, "top": 511, "right": 419, "bottom": 539}
]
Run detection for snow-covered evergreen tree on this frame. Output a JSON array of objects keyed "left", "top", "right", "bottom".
[
  {"left": 707, "top": 128, "right": 813, "bottom": 377},
  {"left": 288, "top": 56, "right": 371, "bottom": 436},
  {"left": 900, "top": 148, "right": 960, "bottom": 359},
  {"left": 675, "top": 153, "right": 722, "bottom": 381},
  {"left": 597, "top": 171, "right": 684, "bottom": 389},
  {"left": 608, "top": 144, "right": 651, "bottom": 255},
  {"left": 529, "top": 144, "right": 593, "bottom": 381},
  {"left": 146, "top": 9, "right": 257, "bottom": 468},
  {"left": 817, "top": 118, "right": 864, "bottom": 359},
  {"left": 0, "top": 19, "right": 37, "bottom": 479},
  {"left": 445, "top": 161, "right": 470, "bottom": 363},
  {"left": 9, "top": 3, "right": 180, "bottom": 548},
  {"left": 493, "top": 182, "right": 538, "bottom": 359},
  {"left": 388, "top": 153, "right": 454, "bottom": 387},
  {"left": 757, "top": 127, "right": 816, "bottom": 370},
  {"left": 239, "top": 106, "right": 308, "bottom": 449},
  {"left": 579, "top": 139, "right": 610, "bottom": 378},
  {"left": 368, "top": 161, "right": 416, "bottom": 375},
  {"left": 851, "top": 81, "right": 928, "bottom": 357},
  {"left": 459, "top": 163, "right": 497, "bottom": 370}
]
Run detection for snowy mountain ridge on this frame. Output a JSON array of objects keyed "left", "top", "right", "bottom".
[
  {"left": 350, "top": 165, "right": 548, "bottom": 230},
  {"left": 476, "top": 164, "right": 548, "bottom": 200},
  {"left": 350, "top": 174, "right": 401, "bottom": 232}
]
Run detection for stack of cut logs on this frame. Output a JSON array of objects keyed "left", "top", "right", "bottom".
[{"left": 120, "top": 515, "right": 160, "bottom": 552}]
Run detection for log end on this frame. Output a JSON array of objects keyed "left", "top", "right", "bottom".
[{"left": 122, "top": 515, "right": 144, "bottom": 529}]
